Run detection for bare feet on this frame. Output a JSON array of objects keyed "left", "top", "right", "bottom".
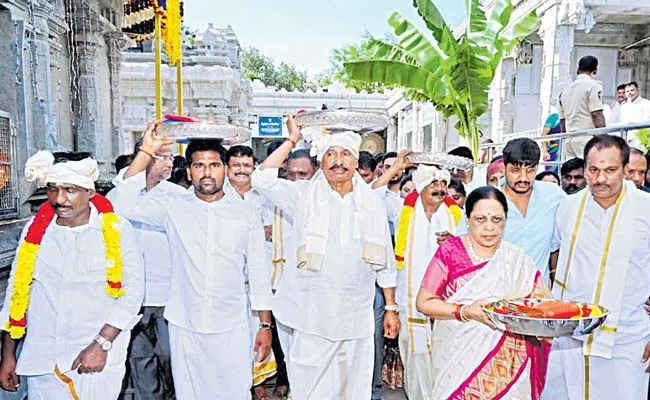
[
  {"left": 252, "top": 385, "right": 269, "bottom": 400},
  {"left": 273, "top": 385, "right": 289, "bottom": 398}
]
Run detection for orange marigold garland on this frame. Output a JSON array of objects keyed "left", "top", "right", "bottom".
[
  {"left": 394, "top": 192, "right": 462, "bottom": 270},
  {"left": 5, "top": 194, "right": 124, "bottom": 339}
]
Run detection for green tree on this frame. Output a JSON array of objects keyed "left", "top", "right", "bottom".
[
  {"left": 343, "top": 0, "right": 538, "bottom": 161},
  {"left": 316, "top": 32, "right": 395, "bottom": 93},
  {"left": 242, "top": 47, "right": 316, "bottom": 92}
]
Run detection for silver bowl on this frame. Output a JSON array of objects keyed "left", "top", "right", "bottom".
[
  {"left": 295, "top": 110, "right": 390, "bottom": 133},
  {"left": 156, "top": 122, "right": 251, "bottom": 144},
  {"left": 485, "top": 298, "right": 609, "bottom": 338},
  {"left": 405, "top": 153, "right": 475, "bottom": 171}
]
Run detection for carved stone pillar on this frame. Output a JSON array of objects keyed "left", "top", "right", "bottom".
[
  {"left": 30, "top": 3, "right": 59, "bottom": 149},
  {"left": 104, "top": 31, "right": 128, "bottom": 155},
  {"left": 73, "top": 38, "right": 103, "bottom": 160},
  {"left": 537, "top": 1, "right": 580, "bottom": 126}
]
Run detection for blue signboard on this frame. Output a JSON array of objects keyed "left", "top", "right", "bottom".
[{"left": 258, "top": 116, "right": 283, "bottom": 137}]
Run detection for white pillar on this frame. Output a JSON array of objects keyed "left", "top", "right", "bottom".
[
  {"left": 397, "top": 110, "right": 404, "bottom": 150},
  {"left": 537, "top": 2, "right": 580, "bottom": 126},
  {"left": 490, "top": 56, "right": 516, "bottom": 142}
]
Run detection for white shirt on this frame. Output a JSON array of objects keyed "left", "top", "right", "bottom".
[
  {"left": 608, "top": 100, "right": 624, "bottom": 125},
  {"left": 553, "top": 189, "right": 650, "bottom": 343},
  {"left": 0, "top": 206, "right": 144, "bottom": 375},
  {"left": 376, "top": 186, "right": 402, "bottom": 236},
  {"left": 111, "top": 174, "right": 272, "bottom": 334},
  {"left": 108, "top": 177, "right": 188, "bottom": 307},
  {"left": 252, "top": 168, "right": 397, "bottom": 341},
  {"left": 620, "top": 96, "right": 650, "bottom": 147}
]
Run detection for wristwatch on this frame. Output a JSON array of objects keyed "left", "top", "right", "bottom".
[
  {"left": 259, "top": 322, "right": 272, "bottom": 330},
  {"left": 385, "top": 304, "right": 399, "bottom": 313},
  {"left": 94, "top": 334, "right": 113, "bottom": 351}
]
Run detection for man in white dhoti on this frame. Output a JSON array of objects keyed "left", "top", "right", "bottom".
[
  {"left": 544, "top": 134, "right": 650, "bottom": 400},
  {"left": 0, "top": 151, "right": 144, "bottom": 399},
  {"left": 110, "top": 126, "right": 272, "bottom": 400},
  {"left": 107, "top": 142, "right": 182, "bottom": 400},
  {"left": 252, "top": 115, "right": 399, "bottom": 400},
  {"left": 393, "top": 164, "right": 457, "bottom": 400}
]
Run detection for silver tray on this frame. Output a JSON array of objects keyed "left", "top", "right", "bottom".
[
  {"left": 405, "top": 153, "right": 475, "bottom": 171},
  {"left": 485, "top": 298, "right": 608, "bottom": 338},
  {"left": 295, "top": 110, "right": 390, "bottom": 133},
  {"left": 156, "top": 122, "right": 251, "bottom": 144}
]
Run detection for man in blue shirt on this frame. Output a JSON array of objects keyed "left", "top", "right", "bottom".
[{"left": 500, "top": 138, "right": 566, "bottom": 284}]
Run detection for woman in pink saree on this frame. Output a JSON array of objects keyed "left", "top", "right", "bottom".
[{"left": 416, "top": 186, "right": 550, "bottom": 400}]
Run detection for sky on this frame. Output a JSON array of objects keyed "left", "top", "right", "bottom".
[{"left": 184, "top": 0, "right": 465, "bottom": 77}]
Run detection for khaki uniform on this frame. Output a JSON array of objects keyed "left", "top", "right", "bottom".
[{"left": 559, "top": 74, "right": 604, "bottom": 158}]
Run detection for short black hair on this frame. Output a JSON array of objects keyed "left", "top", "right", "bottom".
[
  {"left": 267, "top": 139, "right": 287, "bottom": 157},
  {"left": 115, "top": 154, "right": 134, "bottom": 173},
  {"left": 288, "top": 149, "right": 318, "bottom": 168},
  {"left": 226, "top": 145, "right": 254, "bottom": 165},
  {"left": 448, "top": 146, "right": 474, "bottom": 161},
  {"left": 185, "top": 139, "right": 227, "bottom": 165},
  {"left": 578, "top": 56, "right": 598, "bottom": 74},
  {"left": 535, "top": 170, "right": 560, "bottom": 185},
  {"left": 382, "top": 152, "right": 398, "bottom": 162},
  {"left": 448, "top": 178, "right": 466, "bottom": 196},
  {"left": 52, "top": 151, "right": 93, "bottom": 164},
  {"left": 616, "top": 83, "right": 627, "bottom": 91},
  {"left": 626, "top": 81, "right": 639, "bottom": 90},
  {"left": 465, "top": 186, "right": 508, "bottom": 218},
  {"left": 399, "top": 174, "right": 412, "bottom": 191},
  {"left": 583, "top": 135, "right": 630, "bottom": 166},
  {"left": 358, "top": 151, "right": 377, "bottom": 172},
  {"left": 502, "top": 138, "right": 540, "bottom": 167},
  {"left": 374, "top": 152, "right": 385, "bottom": 164},
  {"left": 560, "top": 158, "right": 585, "bottom": 176},
  {"left": 630, "top": 147, "right": 645, "bottom": 157}
]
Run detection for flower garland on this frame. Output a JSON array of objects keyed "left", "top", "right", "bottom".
[
  {"left": 5, "top": 194, "right": 124, "bottom": 339},
  {"left": 394, "top": 192, "right": 462, "bottom": 270}
]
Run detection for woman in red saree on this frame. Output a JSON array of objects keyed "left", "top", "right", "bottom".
[{"left": 416, "top": 186, "right": 550, "bottom": 400}]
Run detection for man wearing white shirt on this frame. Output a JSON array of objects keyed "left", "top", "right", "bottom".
[
  {"left": 252, "top": 115, "right": 399, "bottom": 400},
  {"left": 607, "top": 83, "right": 627, "bottom": 125},
  {"left": 543, "top": 135, "right": 650, "bottom": 400},
  {"left": 107, "top": 143, "right": 183, "bottom": 400},
  {"left": 0, "top": 151, "right": 144, "bottom": 399},
  {"left": 620, "top": 81, "right": 650, "bottom": 148},
  {"left": 110, "top": 126, "right": 272, "bottom": 400}
]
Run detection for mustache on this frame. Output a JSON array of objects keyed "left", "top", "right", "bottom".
[
  {"left": 200, "top": 177, "right": 216, "bottom": 183},
  {"left": 53, "top": 204, "right": 70, "bottom": 210},
  {"left": 329, "top": 164, "right": 349, "bottom": 171},
  {"left": 233, "top": 172, "right": 250, "bottom": 177},
  {"left": 430, "top": 191, "right": 446, "bottom": 197},
  {"left": 515, "top": 181, "right": 531, "bottom": 186}
]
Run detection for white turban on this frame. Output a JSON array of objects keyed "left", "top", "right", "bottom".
[
  {"left": 25, "top": 150, "right": 99, "bottom": 190},
  {"left": 412, "top": 164, "right": 451, "bottom": 193},
  {"left": 303, "top": 129, "right": 362, "bottom": 161}
]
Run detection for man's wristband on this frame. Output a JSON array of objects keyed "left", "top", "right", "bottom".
[
  {"left": 288, "top": 137, "right": 298, "bottom": 148},
  {"left": 259, "top": 322, "right": 272, "bottom": 330},
  {"left": 138, "top": 147, "right": 155, "bottom": 158}
]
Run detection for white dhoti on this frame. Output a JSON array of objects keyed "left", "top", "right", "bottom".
[
  {"left": 169, "top": 322, "right": 252, "bottom": 400},
  {"left": 27, "top": 364, "right": 125, "bottom": 400},
  {"left": 398, "top": 312, "right": 434, "bottom": 400},
  {"left": 287, "top": 329, "right": 373, "bottom": 400},
  {"left": 542, "top": 335, "right": 649, "bottom": 400}
]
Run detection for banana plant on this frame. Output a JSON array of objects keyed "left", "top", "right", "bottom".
[{"left": 344, "top": 0, "right": 538, "bottom": 161}]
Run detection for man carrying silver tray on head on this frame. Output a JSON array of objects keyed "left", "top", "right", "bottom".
[
  {"left": 543, "top": 135, "right": 650, "bottom": 400},
  {"left": 109, "top": 122, "right": 272, "bottom": 400},
  {"left": 251, "top": 114, "right": 399, "bottom": 400}
]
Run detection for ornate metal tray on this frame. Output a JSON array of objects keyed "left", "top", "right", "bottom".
[
  {"left": 156, "top": 121, "right": 251, "bottom": 144},
  {"left": 405, "top": 153, "right": 475, "bottom": 171},
  {"left": 295, "top": 110, "right": 390, "bottom": 133},
  {"left": 485, "top": 298, "right": 609, "bottom": 338}
]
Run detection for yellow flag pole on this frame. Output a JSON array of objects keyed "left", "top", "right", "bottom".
[
  {"left": 154, "top": 12, "right": 162, "bottom": 120},
  {"left": 177, "top": 46, "right": 183, "bottom": 155}
]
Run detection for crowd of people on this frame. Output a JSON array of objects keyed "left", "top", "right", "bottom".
[{"left": 0, "top": 101, "right": 649, "bottom": 400}]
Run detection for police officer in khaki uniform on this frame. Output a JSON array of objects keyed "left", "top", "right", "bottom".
[{"left": 558, "top": 55, "right": 606, "bottom": 158}]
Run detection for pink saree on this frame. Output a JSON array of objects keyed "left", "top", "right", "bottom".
[{"left": 421, "top": 236, "right": 550, "bottom": 400}]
